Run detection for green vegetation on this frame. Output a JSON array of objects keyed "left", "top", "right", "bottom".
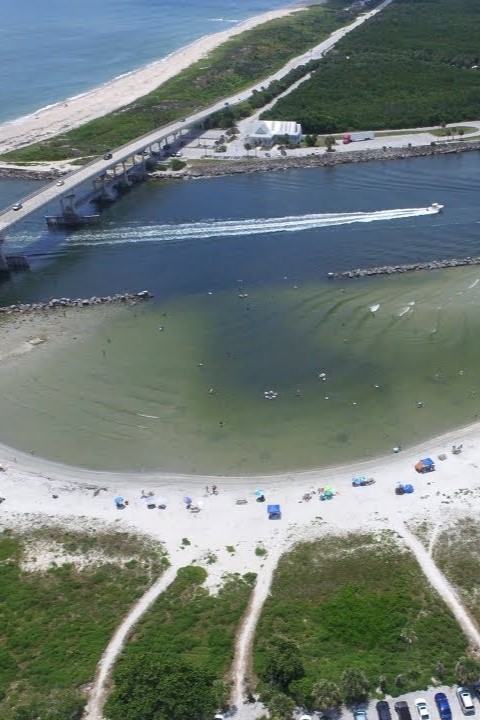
[
  {"left": 255, "top": 544, "right": 268, "bottom": 557},
  {"left": 254, "top": 532, "right": 468, "bottom": 707},
  {"left": 434, "top": 516, "right": 480, "bottom": 624},
  {"left": 104, "top": 656, "right": 218, "bottom": 720},
  {"left": 0, "top": 528, "right": 167, "bottom": 720},
  {"left": 2, "top": 0, "right": 369, "bottom": 164},
  {"left": 105, "top": 565, "right": 256, "bottom": 720},
  {"left": 263, "top": 0, "right": 480, "bottom": 133}
]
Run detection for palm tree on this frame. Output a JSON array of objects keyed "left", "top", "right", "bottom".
[
  {"left": 459, "top": 128, "right": 465, "bottom": 140},
  {"left": 313, "top": 679, "right": 342, "bottom": 712},
  {"left": 445, "top": 128, "right": 452, "bottom": 140},
  {"left": 325, "top": 135, "right": 336, "bottom": 152},
  {"left": 268, "top": 693, "right": 295, "bottom": 720},
  {"left": 244, "top": 142, "right": 252, "bottom": 156},
  {"left": 340, "top": 668, "right": 370, "bottom": 705}
]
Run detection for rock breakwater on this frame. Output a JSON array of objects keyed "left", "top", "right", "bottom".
[
  {"left": 170, "top": 140, "right": 480, "bottom": 180},
  {"left": 0, "top": 290, "right": 152, "bottom": 315},
  {"left": 330, "top": 257, "right": 480, "bottom": 280}
]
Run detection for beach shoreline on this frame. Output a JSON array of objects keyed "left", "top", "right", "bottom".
[
  {"left": 0, "top": 4, "right": 304, "bottom": 156},
  {"left": 1, "top": 300, "right": 479, "bottom": 482}
]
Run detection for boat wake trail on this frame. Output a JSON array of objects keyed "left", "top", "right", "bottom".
[{"left": 66, "top": 206, "right": 437, "bottom": 248}]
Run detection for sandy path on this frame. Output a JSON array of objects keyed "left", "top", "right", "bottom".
[
  {"left": 231, "top": 549, "right": 283, "bottom": 707},
  {"left": 84, "top": 564, "right": 179, "bottom": 720},
  {"left": 396, "top": 523, "right": 480, "bottom": 649}
]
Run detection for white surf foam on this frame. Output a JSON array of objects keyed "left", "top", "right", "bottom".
[
  {"left": 468, "top": 278, "right": 479, "bottom": 289},
  {"left": 68, "top": 207, "right": 435, "bottom": 248}
]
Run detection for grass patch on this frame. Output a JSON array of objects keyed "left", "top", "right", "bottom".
[
  {"left": 255, "top": 545, "right": 267, "bottom": 557},
  {"left": 105, "top": 566, "right": 256, "bottom": 718},
  {"left": 0, "top": 527, "right": 167, "bottom": 718},
  {"left": 430, "top": 126, "right": 477, "bottom": 137},
  {"left": 1, "top": 0, "right": 373, "bottom": 164},
  {"left": 264, "top": 0, "right": 480, "bottom": 133},
  {"left": 434, "top": 516, "right": 480, "bottom": 621},
  {"left": 254, "top": 531, "right": 467, "bottom": 705}
]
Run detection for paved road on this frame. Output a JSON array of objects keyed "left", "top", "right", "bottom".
[{"left": 0, "top": 0, "right": 394, "bottom": 237}]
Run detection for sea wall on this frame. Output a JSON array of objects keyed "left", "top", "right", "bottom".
[
  {"left": 3, "top": 140, "right": 479, "bottom": 182},
  {"left": 0, "top": 290, "right": 152, "bottom": 314},
  {"left": 180, "top": 141, "right": 480, "bottom": 179},
  {"left": 330, "top": 257, "right": 480, "bottom": 280}
]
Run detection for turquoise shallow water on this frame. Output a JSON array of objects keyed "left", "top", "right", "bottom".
[
  {"left": 2, "top": 267, "right": 480, "bottom": 473},
  {"left": 1, "top": 153, "right": 480, "bottom": 472}
]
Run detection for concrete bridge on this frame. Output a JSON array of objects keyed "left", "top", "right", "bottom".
[{"left": 0, "top": 0, "right": 395, "bottom": 274}]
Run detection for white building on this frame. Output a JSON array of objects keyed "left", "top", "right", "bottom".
[{"left": 247, "top": 120, "right": 302, "bottom": 148}]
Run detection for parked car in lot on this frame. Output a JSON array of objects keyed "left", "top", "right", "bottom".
[
  {"left": 457, "top": 687, "right": 476, "bottom": 715},
  {"left": 354, "top": 709, "right": 367, "bottom": 720},
  {"left": 395, "top": 701, "right": 413, "bottom": 720},
  {"left": 12, "top": 202, "right": 22, "bottom": 211},
  {"left": 415, "top": 699, "right": 430, "bottom": 720},
  {"left": 377, "top": 701, "right": 392, "bottom": 720},
  {"left": 434, "top": 692, "right": 452, "bottom": 720},
  {"left": 375, "top": 700, "right": 392, "bottom": 720}
]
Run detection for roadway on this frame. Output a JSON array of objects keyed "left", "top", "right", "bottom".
[{"left": 0, "top": 0, "right": 394, "bottom": 236}]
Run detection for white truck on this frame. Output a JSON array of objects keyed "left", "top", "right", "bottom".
[{"left": 342, "top": 131, "right": 375, "bottom": 144}]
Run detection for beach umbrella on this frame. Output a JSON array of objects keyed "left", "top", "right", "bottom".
[
  {"left": 183, "top": 496, "right": 192, "bottom": 505},
  {"left": 254, "top": 489, "right": 264, "bottom": 497},
  {"left": 114, "top": 496, "right": 124, "bottom": 507}
]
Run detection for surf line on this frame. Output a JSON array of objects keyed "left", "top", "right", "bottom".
[{"left": 328, "top": 255, "right": 480, "bottom": 280}]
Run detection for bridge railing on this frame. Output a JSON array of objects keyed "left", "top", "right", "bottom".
[{"left": 0, "top": 104, "right": 216, "bottom": 219}]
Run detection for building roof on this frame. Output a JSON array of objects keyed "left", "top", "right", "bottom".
[{"left": 249, "top": 120, "right": 301, "bottom": 137}]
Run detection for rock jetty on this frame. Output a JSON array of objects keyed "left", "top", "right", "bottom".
[
  {"left": 330, "top": 257, "right": 480, "bottom": 280},
  {"left": 152, "top": 140, "right": 480, "bottom": 181},
  {"left": 0, "top": 290, "right": 152, "bottom": 315}
]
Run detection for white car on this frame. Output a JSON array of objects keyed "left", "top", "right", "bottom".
[
  {"left": 457, "top": 687, "right": 475, "bottom": 715},
  {"left": 415, "top": 700, "right": 430, "bottom": 720},
  {"left": 12, "top": 202, "right": 22, "bottom": 211},
  {"left": 56, "top": 179, "right": 64, "bottom": 186}
]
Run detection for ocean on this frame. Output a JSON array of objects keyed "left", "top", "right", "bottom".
[
  {"left": 0, "top": 0, "right": 294, "bottom": 123},
  {"left": 1, "top": 154, "right": 480, "bottom": 473}
]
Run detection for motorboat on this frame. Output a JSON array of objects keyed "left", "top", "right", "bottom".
[{"left": 425, "top": 202, "right": 444, "bottom": 213}]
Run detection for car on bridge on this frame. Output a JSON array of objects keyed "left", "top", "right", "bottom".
[
  {"left": 12, "top": 202, "right": 22, "bottom": 211},
  {"left": 103, "top": 152, "right": 113, "bottom": 160}
]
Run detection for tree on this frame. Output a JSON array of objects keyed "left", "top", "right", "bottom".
[
  {"left": 305, "top": 134, "right": 318, "bottom": 147},
  {"left": 459, "top": 128, "right": 465, "bottom": 140},
  {"left": 267, "top": 693, "right": 296, "bottom": 720},
  {"left": 104, "top": 654, "right": 217, "bottom": 720},
  {"left": 455, "top": 655, "right": 480, "bottom": 685},
  {"left": 264, "top": 637, "right": 304, "bottom": 690},
  {"left": 340, "top": 668, "right": 370, "bottom": 705},
  {"left": 312, "top": 679, "right": 342, "bottom": 712},
  {"left": 324, "top": 135, "right": 336, "bottom": 151},
  {"left": 244, "top": 142, "right": 252, "bottom": 156},
  {"left": 445, "top": 128, "right": 452, "bottom": 140}
]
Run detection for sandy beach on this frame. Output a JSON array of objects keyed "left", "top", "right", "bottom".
[
  {"left": 0, "top": 5, "right": 303, "bottom": 156},
  {"left": 2, "top": 306, "right": 480, "bottom": 718}
]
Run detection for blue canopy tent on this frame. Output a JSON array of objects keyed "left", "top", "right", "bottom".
[
  {"left": 267, "top": 504, "right": 281, "bottom": 519},
  {"left": 114, "top": 496, "right": 125, "bottom": 509}
]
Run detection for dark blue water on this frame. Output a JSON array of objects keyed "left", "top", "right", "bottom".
[
  {"left": 3, "top": 154, "right": 480, "bottom": 473},
  {"left": 1, "top": 153, "right": 480, "bottom": 306},
  {"left": 0, "top": 0, "right": 292, "bottom": 123}
]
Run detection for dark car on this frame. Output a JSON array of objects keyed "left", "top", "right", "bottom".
[
  {"left": 395, "top": 701, "right": 413, "bottom": 720},
  {"left": 434, "top": 693, "right": 452, "bottom": 720},
  {"left": 103, "top": 152, "right": 113, "bottom": 160},
  {"left": 377, "top": 701, "right": 392, "bottom": 720}
]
